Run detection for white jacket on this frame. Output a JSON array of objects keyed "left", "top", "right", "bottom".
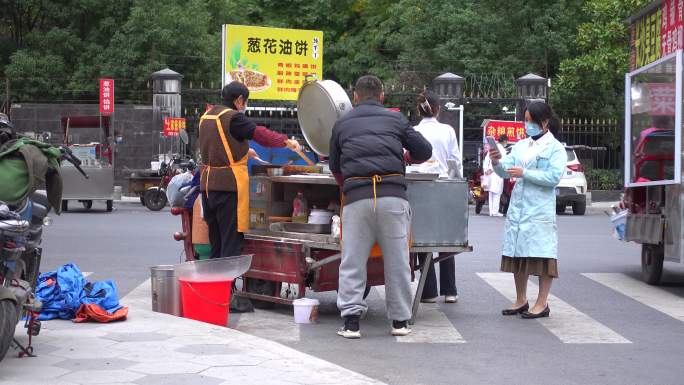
[{"left": 413, "top": 117, "right": 462, "bottom": 177}]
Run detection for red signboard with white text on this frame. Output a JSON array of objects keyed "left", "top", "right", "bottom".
[
  {"left": 99, "top": 79, "right": 114, "bottom": 115},
  {"left": 661, "top": 0, "right": 684, "bottom": 57},
  {"left": 163, "top": 118, "right": 187, "bottom": 137},
  {"left": 483, "top": 120, "right": 526, "bottom": 143}
]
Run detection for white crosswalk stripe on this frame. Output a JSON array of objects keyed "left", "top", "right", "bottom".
[
  {"left": 373, "top": 285, "right": 466, "bottom": 343},
  {"left": 583, "top": 273, "right": 684, "bottom": 323},
  {"left": 478, "top": 272, "right": 631, "bottom": 344}
]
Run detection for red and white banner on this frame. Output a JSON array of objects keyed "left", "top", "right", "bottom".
[
  {"left": 99, "top": 79, "right": 114, "bottom": 115},
  {"left": 661, "top": 0, "right": 684, "bottom": 57},
  {"left": 483, "top": 120, "right": 526, "bottom": 143}
]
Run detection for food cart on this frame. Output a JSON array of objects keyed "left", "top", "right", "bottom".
[
  {"left": 60, "top": 116, "right": 115, "bottom": 212},
  {"left": 621, "top": 1, "right": 684, "bottom": 284},
  {"left": 236, "top": 80, "right": 472, "bottom": 323}
]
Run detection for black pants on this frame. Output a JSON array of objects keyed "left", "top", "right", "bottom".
[
  {"left": 417, "top": 252, "right": 457, "bottom": 298},
  {"left": 202, "top": 191, "right": 243, "bottom": 259}
]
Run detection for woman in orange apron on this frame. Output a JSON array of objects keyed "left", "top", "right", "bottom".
[{"left": 198, "top": 81, "right": 300, "bottom": 259}]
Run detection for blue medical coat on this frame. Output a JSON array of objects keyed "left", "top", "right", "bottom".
[{"left": 494, "top": 134, "right": 567, "bottom": 259}]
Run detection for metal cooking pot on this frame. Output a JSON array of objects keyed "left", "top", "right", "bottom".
[{"left": 297, "top": 80, "right": 352, "bottom": 157}]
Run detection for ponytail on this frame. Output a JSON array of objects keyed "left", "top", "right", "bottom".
[{"left": 417, "top": 90, "right": 440, "bottom": 118}]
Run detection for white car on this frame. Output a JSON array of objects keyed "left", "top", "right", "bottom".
[{"left": 556, "top": 147, "right": 588, "bottom": 215}]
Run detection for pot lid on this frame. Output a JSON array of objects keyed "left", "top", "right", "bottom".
[{"left": 297, "top": 80, "right": 352, "bottom": 156}]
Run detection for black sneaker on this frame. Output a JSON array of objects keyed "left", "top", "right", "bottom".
[
  {"left": 391, "top": 320, "right": 411, "bottom": 336},
  {"left": 337, "top": 315, "right": 361, "bottom": 339}
]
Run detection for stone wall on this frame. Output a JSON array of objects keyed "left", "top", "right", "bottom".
[{"left": 9, "top": 103, "right": 165, "bottom": 187}]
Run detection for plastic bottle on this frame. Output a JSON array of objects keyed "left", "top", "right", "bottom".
[
  {"left": 331, "top": 215, "right": 341, "bottom": 239},
  {"left": 292, "top": 191, "right": 309, "bottom": 223}
]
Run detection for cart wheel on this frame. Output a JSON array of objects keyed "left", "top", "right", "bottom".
[
  {"left": 61, "top": 200, "right": 68, "bottom": 212},
  {"left": 144, "top": 189, "right": 167, "bottom": 211},
  {"left": 246, "top": 279, "right": 276, "bottom": 309},
  {"left": 81, "top": 200, "right": 93, "bottom": 210},
  {"left": 475, "top": 201, "right": 484, "bottom": 214},
  {"left": 106, "top": 200, "right": 113, "bottom": 212},
  {"left": 139, "top": 195, "right": 146, "bottom": 206},
  {"left": 641, "top": 244, "right": 664, "bottom": 285},
  {"left": 556, "top": 205, "right": 565, "bottom": 215}
]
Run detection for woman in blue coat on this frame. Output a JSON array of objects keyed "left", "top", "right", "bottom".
[{"left": 488, "top": 102, "right": 567, "bottom": 318}]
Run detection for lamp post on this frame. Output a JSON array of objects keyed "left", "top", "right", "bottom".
[{"left": 515, "top": 73, "right": 548, "bottom": 121}]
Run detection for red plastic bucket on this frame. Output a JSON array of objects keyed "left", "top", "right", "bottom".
[{"left": 179, "top": 279, "right": 232, "bottom": 326}]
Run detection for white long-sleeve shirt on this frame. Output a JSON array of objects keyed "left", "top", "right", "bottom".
[{"left": 413, "top": 117, "right": 462, "bottom": 177}]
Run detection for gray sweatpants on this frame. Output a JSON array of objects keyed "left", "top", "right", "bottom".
[{"left": 337, "top": 197, "right": 412, "bottom": 321}]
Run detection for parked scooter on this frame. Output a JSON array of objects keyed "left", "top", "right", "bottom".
[{"left": 0, "top": 114, "right": 86, "bottom": 360}]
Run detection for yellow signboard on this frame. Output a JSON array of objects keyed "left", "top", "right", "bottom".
[{"left": 222, "top": 25, "right": 324, "bottom": 101}]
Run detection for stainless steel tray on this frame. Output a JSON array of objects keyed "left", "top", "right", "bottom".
[
  {"left": 279, "top": 222, "right": 332, "bottom": 234},
  {"left": 406, "top": 172, "right": 439, "bottom": 181}
]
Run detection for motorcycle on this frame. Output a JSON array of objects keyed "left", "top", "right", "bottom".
[
  {"left": 0, "top": 119, "right": 86, "bottom": 360},
  {"left": 143, "top": 157, "right": 196, "bottom": 212}
]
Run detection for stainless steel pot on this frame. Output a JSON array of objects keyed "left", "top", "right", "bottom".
[{"left": 296, "top": 80, "right": 352, "bottom": 156}]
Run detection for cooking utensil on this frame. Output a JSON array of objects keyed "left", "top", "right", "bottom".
[
  {"left": 253, "top": 156, "right": 271, "bottom": 165},
  {"left": 308, "top": 209, "right": 334, "bottom": 225},
  {"left": 290, "top": 139, "right": 315, "bottom": 166},
  {"left": 283, "top": 165, "right": 323, "bottom": 175},
  {"left": 297, "top": 79, "right": 352, "bottom": 156},
  {"left": 280, "top": 222, "right": 332, "bottom": 234}
]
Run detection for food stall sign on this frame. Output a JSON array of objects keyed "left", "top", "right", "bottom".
[
  {"left": 482, "top": 120, "right": 526, "bottom": 143},
  {"left": 163, "top": 117, "right": 186, "bottom": 137},
  {"left": 630, "top": 0, "right": 684, "bottom": 70},
  {"left": 222, "top": 24, "right": 323, "bottom": 101},
  {"left": 99, "top": 79, "right": 114, "bottom": 115}
]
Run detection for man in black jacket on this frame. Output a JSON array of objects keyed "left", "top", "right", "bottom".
[{"left": 329, "top": 75, "right": 432, "bottom": 339}]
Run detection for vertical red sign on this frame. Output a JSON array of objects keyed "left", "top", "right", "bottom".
[
  {"left": 661, "top": 0, "right": 684, "bottom": 57},
  {"left": 99, "top": 78, "right": 114, "bottom": 115}
]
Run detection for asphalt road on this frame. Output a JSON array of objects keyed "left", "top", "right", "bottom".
[{"left": 41, "top": 201, "right": 684, "bottom": 385}]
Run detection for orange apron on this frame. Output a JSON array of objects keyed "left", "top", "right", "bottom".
[{"left": 200, "top": 108, "right": 250, "bottom": 233}]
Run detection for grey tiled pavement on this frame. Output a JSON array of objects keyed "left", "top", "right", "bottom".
[{"left": 0, "top": 280, "right": 385, "bottom": 385}]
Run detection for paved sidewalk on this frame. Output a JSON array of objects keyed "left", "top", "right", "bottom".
[{"left": 1, "top": 280, "right": 384, "bottom": 385}]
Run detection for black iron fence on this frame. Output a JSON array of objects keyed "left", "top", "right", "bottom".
[{"left": 557, "top": 117, "right": 622, "bottom": 190}]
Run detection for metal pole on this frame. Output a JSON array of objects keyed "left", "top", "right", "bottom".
[{"left": 458, "top": 105, "right": 464, "bottom": 162}]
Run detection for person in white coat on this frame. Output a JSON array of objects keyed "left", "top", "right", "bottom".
[
  {"left": 483, "top": 139, "right": 505, "bottom": 216},
  {"left": 413, "top": 90, "right": 461, "bottom": 303}
]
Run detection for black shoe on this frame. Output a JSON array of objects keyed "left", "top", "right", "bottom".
[
  {"left": 521, "top": 305, "right": 550, "bottom": 319},
  {"left": 337, "top": 315, "right": 361, "bottom": 339},
  {"left": 501, "top": 302, "right": 529, "bottom": 316},
  {"left": 391, "top": 320, "right": 411, "bottom": 336}
]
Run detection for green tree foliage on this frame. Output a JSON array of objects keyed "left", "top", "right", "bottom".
[
  {"left": 0, "top": 0, "right": 657, "bottom": 115},
  {"left": 552, "top": 0, "right": 651, "bottom": 116}
]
